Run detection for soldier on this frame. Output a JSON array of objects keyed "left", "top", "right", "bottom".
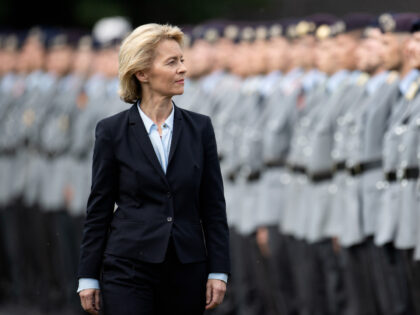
[
  {"left": 375, "top": 14, "right": 420, "bottom": 315},
  {"left": 338, "top": 13, "right": 418, "bottom": 315},
  {"left": 409, "top": 21, "right": 420, "bottom": 314},
  {"left": 296, "top": 17, "right": 357, "bottom": 315},
  {"left": 0, "top": 32, "right": 20, "bottom": 302}
]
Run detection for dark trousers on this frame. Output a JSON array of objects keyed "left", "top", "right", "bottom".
[
  {"left": 341, "top": 240, "right": 379, "bottom": 315},
  {"left": 100, "top": 237, "right": 208, "bottom": 315}
]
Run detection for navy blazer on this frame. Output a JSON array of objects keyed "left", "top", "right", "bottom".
[{"left": 77, "top": 103, "right": 230, "bottom": 280}]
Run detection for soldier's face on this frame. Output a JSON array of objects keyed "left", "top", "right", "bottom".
[
  {"left": 229, "top": 44, "right": 246, "bottom": 77},
  {"left": 363, "top": 35, "right": 383, "bottom": 73},
  {"left": 0, "top": 50, "right": 16, "bottom": 74},
  {"left": 189, "top": 40, "right": 213, "bottom": 76},
  {"left": 355, "top": 40, "right": 370, "bottom": 72},
  {"left": 266, "top": 37, "right": 290, "bottom": 72},
  {"left": 296, "top": 35, "right": 316, "bottom": 69},
  {"left": 213, "top": 39, "right": 234, "bottom": 71},
  {"left": 137, "top": 39, "right": 187, "bottom": 97},
  {"left": 46, "top": 47, "right": 73, "bottom": 76},
  {"left": 73, "top": 49, "right": 93, "bottom": 75},
  {"left": 406, "top": 32, "right": 420, "bottom": 69},
  {"left": 23, "top": 43, "right": 45, "bottom": 71},
  {"left": 251, "top": 40, "right": 268, "bottom": 74},
  {"left": 379, "top": 33, "right": 404, "bottom": 71},
  {"left": 315, "top": 38, "right": 337, "bottom": 75},
  {"left": 335, "top": 34, "right": 358, "bottom": 70}
]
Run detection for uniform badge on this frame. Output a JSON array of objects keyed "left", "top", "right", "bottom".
[
  {"left": 22, "top": 109, "right": 35, "bottom": 127},
  {"left": 386, "top": 71, "right": 399, "bottom": 84},
  {"left": 77, "top": 91, "right": 88, "bottom": 108},
  {"left": 405, "top": 81, "right": 419, "bottom": 101},
  {"left": 357, "top": 73, "right": 369, "bottom": 86},
  {"left": 59, "top": 115, "right": 69, "bottom": 131}
]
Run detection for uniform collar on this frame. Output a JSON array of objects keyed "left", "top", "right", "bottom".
[
  {"left": 326, "top": 69, "right": 349, "bottom": 93},
  {"left": 399, "top": 69, "right": 420, "bottom": 95},
  {"left": 366, "top": 70, "right": 389, "bottom": 95}
]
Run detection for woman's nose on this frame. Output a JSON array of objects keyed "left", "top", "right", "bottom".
[{"left": 178, "top": 62, "right": 187, "bottom": 74}]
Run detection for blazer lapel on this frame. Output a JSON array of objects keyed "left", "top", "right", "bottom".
[
  {"left": 128, "top": 104, "right": 168, "bottom": 184},
  {"left": 168, "top": 103, "right": 184, "bottom": 169}
]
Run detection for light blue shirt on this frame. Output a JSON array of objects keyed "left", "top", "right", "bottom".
[
  {"left": 366, "top": 71, "right": 389, "bottom": 96},
  {"left": 399, "top": 69, "right": 420, "bottom": 95},
  {"left": 326, "top": 69, "right": 349, "bottom": 94},
  {"left": 77, "top": 101, "right": 227, "bottom": 293}
]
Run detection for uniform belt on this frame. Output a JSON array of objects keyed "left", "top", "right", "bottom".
[
  {"left": 288, "top": 164, "right": 307, "bottom": 174},
  {"left": 264, "top": 159, "right": 285, "bottom": 168},
  {"left": 385, "top": 171, "right": 397, "bottom": 182},
  {"left": 348, "top": 160, "right": 382, "bottom": 176},
  {"left": 309, "top": 171, "right": 333, "bottom": 183},
  {"left": 247, "top": 170, "right": 261, "bottom": 182},
  {"left": 333, "top": 161, "right": 346, "bottom": 172},
  {"left": 402, "top": 167, "right": 420, "bottom": 180}
]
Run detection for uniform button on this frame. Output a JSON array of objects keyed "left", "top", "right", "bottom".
[
  {"left": 167, "top": 191, "right": 172, "bottom": 198},
  {"left": 167, "top": 217, "right": 173, "bottom": 222}
]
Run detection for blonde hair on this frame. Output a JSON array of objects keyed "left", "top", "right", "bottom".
[{"left": 118, "top": 23, "right": 184, "bottom": 103}]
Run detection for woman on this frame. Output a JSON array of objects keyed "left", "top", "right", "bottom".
[{"left": 77, "top": 24, "right": 230, "bottom": 315}]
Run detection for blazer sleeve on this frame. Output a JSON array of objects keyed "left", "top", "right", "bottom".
[
  {"left": 77, "top": 119, "right": 118, "bottom": 279},
  {"left": 199, "top": 116, "right": 231, "bottom": 275}
]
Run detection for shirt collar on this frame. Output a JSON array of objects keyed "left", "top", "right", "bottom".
[
  {"left": 302, "top": 69, "right": 325, "bottom": 92},
  {"left": 399, "top": 69, "right": 420, "bottom": 95},
  {"left": 326, "top": 69, "right": 349, "bottom": 93},
  {"left": 137, "top": 100, "right": 175, "bottom": 135},
  {"left": 366, "top": 70, "right": 389, "bottom": 95},
  {"left": 349, "top": 70, "right": 362, "bottom": 83}
]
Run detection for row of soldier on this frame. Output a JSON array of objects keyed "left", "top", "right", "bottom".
[
  {"left": 0, "top": 28, "right": 127, "bottom": 312},
  {"left": 176, "top": 13, "right": 420, "bottom": 315},
  {"left": 1, "top": 12, "right": 420, "bottom": 314}
]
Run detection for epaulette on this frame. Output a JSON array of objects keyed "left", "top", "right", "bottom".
[
  {"left": 386, "top": 71, "right": 399, "bottom": 84},
  {"left": 405, "top": 77, "right": 420, "bottom": 101},
  {"left": 356, "top": 72, "right": 369, "bottom": 86}
]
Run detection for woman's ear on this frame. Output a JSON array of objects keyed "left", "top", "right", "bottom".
[{"left": 135, "top": 71, "right": 149, "bottom": 83}]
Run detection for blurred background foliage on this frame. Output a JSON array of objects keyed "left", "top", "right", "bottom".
[{"left": 1, "top": 0, "right": 420, "bottom": 29}]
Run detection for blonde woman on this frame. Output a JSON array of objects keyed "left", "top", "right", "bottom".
[{"left": 77, "top": 24, "right": 230, "bottom": 315}]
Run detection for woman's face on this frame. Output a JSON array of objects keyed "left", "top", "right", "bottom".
[{"left": 138, "top": 39, "right": 187, "bottom": 97}]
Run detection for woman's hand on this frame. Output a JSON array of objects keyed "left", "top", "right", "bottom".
[
  {"left": 79, "top": 288, "right": 101, "bottom": 314},
  {"left": 205, "top": 279, "right": 226, "bottom": 310}
]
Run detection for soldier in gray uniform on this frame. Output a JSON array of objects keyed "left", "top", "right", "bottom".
[
  {"left": 362, "top": 14, "right": 420, "bottom": 315},
  {"left": 338, "top": 22, "right": 400, "bottom": 315},
  {"left": 0, "top": 32, "right": 20, "bottom": 301},
  {"left": 297, "top": 18, "right": 360, "bottom": 315},
  {"left": 37, "top": 33, "right": 85, "bottom": 309},
  {"left": 222, "top": 25, "right": 268, "bottom": 315},
  {"left": 408, "top": 20, "right": 420, "bottom": 313},
  {"left": 329, "top": 31, "right": 375, "bottom": 315},
  {"left": 254, "top": 20, "right": 300, "bottom": 315},
  {"left": 373, "top": 15, "right": 420, "bottom": 315}
]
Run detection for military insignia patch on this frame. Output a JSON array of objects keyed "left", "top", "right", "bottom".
[
  {"left": 405, "top": 81, "right": 419, "bottom": 101},
  {"left": 386, "top": 71, "right": 398, "bottom": 84}
]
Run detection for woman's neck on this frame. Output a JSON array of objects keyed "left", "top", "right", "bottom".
[{"left": 139, "top": 92, "right": 173, "bottom": 126}]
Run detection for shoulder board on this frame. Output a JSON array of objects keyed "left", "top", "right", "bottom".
[
  {"left": 356, "top": 73, "right": 369, "bottom": 86},
  {"left": 386, "top": 71, "right": 399, "bottom": 84},
  {"left": 405, "top": 81, "right": 419, "bottom": 101}
]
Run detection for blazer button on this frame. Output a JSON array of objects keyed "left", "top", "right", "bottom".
[
  {"left": 166, "top": 192, "right": 172, "bottom": 198},
  {"left": 167, "top": 217, "right": 173, "bottom": 222}
]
